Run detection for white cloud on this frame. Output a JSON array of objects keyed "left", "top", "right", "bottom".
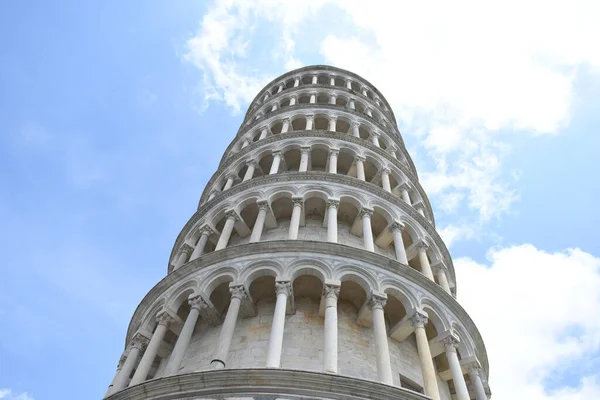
[
  {"left": 0, "top": 389, "right": 34, "bottom": 400},
  {"left": 456, "top": 244, "right": 600, "bottom": 399}
]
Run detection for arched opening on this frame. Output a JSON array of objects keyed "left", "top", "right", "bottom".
[
  {"left": 310, "top": 146, "right": 329, "bottom": 172},
  {"left": 303, "top": 196, "right": 326, "bottom": 230},
  {"left": 271, "top": 121, "right": 283, "bottom": 135},
  {"left": 355, "top": 101, "right": 365, "bottom": 114},
  {"left": 258, "top": 152, "right": 274, "bottom": 176},
  {"left": 317, "top": 75, "right": 329, "bottom": 85},
  {"left": 283, "top": 148, "right": 301, "bottom": 172},
  {"left": 291, "top": 117, "right": 307, "bottom": 131},
  {"left": 209, "top": 280, "right": 234, "bottom": 316},
  {"left": 335, "top": 96, "right": 348, "bottom": 108},
  {"left": 316, "top": 93, "right": 329, "bottom": 105},
  {"left": 363, "top": 156, "right": 379, "bottom": 182},
  {"left": 271, "top": 196, "right": 293, "bottom": 228},
  {"left": 334, "top": 76, "right": 345, "bottom": 87},
  {"left": 280, "top": 98, "right": 291, "bottom": 108},
  {"left": 351, "top": 81, "right": 361, "bottom": 92},
  {"left": 335, "top": 118, "right": 350, "bottom": 134},
  {"left": 337, "top": 150, "right": 355, "bottom": 176},
  {"left": 358, "top": 125, "right": 370, "bottom": 141},
  {"left": 298, "top": 94, "right": 311, "bottom": 104},
  {"left": 314, "top": 116, "right": 328, "bottom": 131},
  {"left": 301, "top": 75, "right": 312, "bottom": 85}
]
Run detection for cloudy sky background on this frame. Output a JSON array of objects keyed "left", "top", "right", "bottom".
[{"left": 1, "top": 1, "right": 599, "bottom": 399}]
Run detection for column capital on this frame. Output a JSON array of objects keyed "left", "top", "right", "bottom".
[
  {"left": 390, "top": 221, "right": 405, "bottom": 232},
  {"left": 409, "top": 310, "right": 429, "bottom": 329},
  {"left": 355, "top": 155, "right": 366, "bottom": 162},
  {"left": 271, "top": 150, "right": 282, "bottom": 157},
  {"left": 370, "top": 131, "right": 380, "bottom": 137},
  {"left": 431, "top": 262, "right": 447, "bottom": 273},
  {"left": 351, "top": 120, "right": 360, "bottom": 127},
  {"left": 180, "top": 243, "right": 194, "bottom": 254},
  {"left": 291, "top": 197, "right": 304, "bottom": 207},
  {"left": 327, "top": 199, "right": 340, "bottom": 209},
  {"left": 224, "top": 209, "right": 240, "bottom": 221},
  {"left": 329, "top": 115, "right": 338, "bottom": 121},
  {"left": 256, "top": 200, "right": 270, "bottom": 211},
  {"left": 369, "top": 292, "right": 387, "bottom": 310},
  {"left": 464, "top": 360, "right": 483, "bottom": 376},
  {"left": 156, "top": 311, "right": 176, "bottom": 327},
  {"left": 416, "top": 241, "right": 429, "bottom": 251},
  {"left": 300, "top": 146, "right": 311, "bottom": 154},
  {"left": 188, "top": 295, "right": 208, "bottom": 311},
  {"left": 245, "top": 159, "right": 258, "bottom": 167},
  {"left": 381, "top": 167, "right": 391, "bottom": 174},
  {"left": 440, "top": 335, "right": 460, "bottom": 353},
  {"left": 359, "top": 207, "right": 374, "bottom": 218},
  {"left": 398, "top": 182, "right": 411, "bottom": 191},
  {"left": 200, "top": 225, "right": 217, "bottom": 237},
  {"left": 275, "top": 281, "right": 292, "bottom": 297},
  {"left": 329, "top": 148, "right": 340, "bottom": 156},
  {"left": 282, "top": 117, "right": 291, "bottom": 124},
  {"left": 306, "top": 114, "right": 314, "bottom": 121},
  {"left": 131, "top": 333, "right": 149, "bottom": 351},
  {"left": 323, "top": 284, "right": 340, "bottom": 300},
  {"left": 229, "top": 284, "right": 248, "bottom": 300}
]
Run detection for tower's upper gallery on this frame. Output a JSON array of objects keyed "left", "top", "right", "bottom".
[{"left": 240, "top": 65, "right": 400, "bottom": 136}]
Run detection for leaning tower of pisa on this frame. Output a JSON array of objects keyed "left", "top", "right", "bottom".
[{"left": 104, "top": 66, "right": 491, "bottom": 400}]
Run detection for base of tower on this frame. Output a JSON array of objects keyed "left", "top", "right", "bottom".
[{"left": 106, "top": 368, "right": 431, "bottom": 399}]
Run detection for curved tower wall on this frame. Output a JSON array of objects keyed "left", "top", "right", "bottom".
[{"left": 105, "top": 65, "right": 491, "bottom": 400}]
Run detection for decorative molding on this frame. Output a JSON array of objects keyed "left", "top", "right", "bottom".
[
  {"left": 275, "top": 281, "right": 292, "bottom": 297},
  {"left": 370, "top": 292, "right": 387, "bottom": 310},
  {"left": 324, "top": 284, "right": 341, "bottom": 300},
  {"left": 409, "top": 311, "right": 429, "bottom": 329}
]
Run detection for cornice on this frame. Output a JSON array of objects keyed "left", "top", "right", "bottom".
[
  {"left": 126, "top": 241, "right": 488, "bottom": 374},
  {"left": 203, "top": 132, "right": 429, "bottom": 216},
  {"left": 175, "top": 172, "right": 443, "bottom": 276},
  {"left": 244, "top": 64, "right": 399, "bottom": 127},
  {"left": 106, "top": 368, "right": 429, "bottom": 400},
  {"left": 243, "top": 84, "right": 398, "bottom": 136}
]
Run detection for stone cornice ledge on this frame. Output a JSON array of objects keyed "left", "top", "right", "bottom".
[
  {"left": 128, "top": 241, "right": 488, "bottom": 374},
  {"left": 106, "top": 368, "right": 431, "bottom": 400},
  {"left": 205, "top": 131, "right": 426, "bottom": 213}
]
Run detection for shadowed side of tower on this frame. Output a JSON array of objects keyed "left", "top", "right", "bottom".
[{"left": 104, "top": 65, "right": 492, "bottom": 400}]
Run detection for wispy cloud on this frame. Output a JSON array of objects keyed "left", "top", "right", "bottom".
[{"left": 0, "top": 389, "right": 34, "bottom": 400}]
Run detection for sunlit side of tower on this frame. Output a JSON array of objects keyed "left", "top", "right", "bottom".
[{"left": 104, "top": 66, "right": 491, "bottom": 400}]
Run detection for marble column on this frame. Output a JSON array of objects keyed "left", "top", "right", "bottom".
[
  {"left": 312, "top": 75, "right": 318, "bottom": 84},
  {"left": 271, "top": 103, "right": 277, "bottom": 112},
  {"left": 306, "top": 115, "right": 314, "bottom": 130},
  {"left": 348, "top": 100, "right": 356, "bottom": 111},
  {"left": 467, "top": 363, "right": 488, "bottom": 400},
  {"left": 249, "top": 201, "right": 269, "bottom": 243},
  {"left": 223, "top": 175, "right": 236, "bottom": 191},
  {"left": 290, "top": 96, "right": 297, "bottom": 106},
  {"left": 210, "top": 285, "right": 246, "bottom": 369},
  {"left": 189, "top": 227, "right": 214, "bottom": 261},
  {"left": 241, "top": 139, "right": 249, "bottom": 149},
  {"left": 443, "top": 336, "right": 470, "bottom": 400},
  {"left": 309, "top": 94, "right": 316, "bottom": 104},
  {"left": 281, "top": 119, "right": 290, "bottom": 133},
  {"left": 355, "top": 156, "right": 366, "bottom": 181},
  {"left": 208, "top": 191, "right": 217, "bottom": 201},
  {"left": 346, "top": 79, "right": 352, "bottom": 90},
  {"left": 330, "top": 94, "right": 336, "bottom": 105},
  {"left": 391, "top": 222, "right": 408, "bottom": 264},
  {"left": 360, "top": 208, "right": 375, "bottom": 251},
  {"left": 432, "top": 264, "right": 451, "bottom": 294},
  {"left": 242, "top": 161, "right": 257, "bottom": 182},
  {"left": 215, "top": 211, "right": 238, "bottom": 251},
  {"left": 400, "top": 186, "right": 411, "bottom": 204},
  {"left": 109, "top": 335, "right": 148, "bottom": 395},
  {"left": 381, "top": 168, "right": 392, "bottom": 192},
  {"left": 269, "top": 151, "right": 282, "bottom": 175},
  {"left": 328, "top": 149, "right": 339, "bottom": 174},
  {"left": 288, "top": 198, "right": 303, "bottom": 240},
  {"left": 326, "top": 200, "right": 339, "bottom": 243},
  {"left": 277, "top": 83, "right": 283, "bottom": 93},
  {"left": 130, "top": 313, "right": 175, "bottom": 386},
  {"left": 351, "top": 122, "right": 360, "bottom": 138},
  {"left": 411, "top": 312, "right": 440, "bottom": 400},
  {"left": 371, "top": 293, "right": 393, "bottom": 385},
  {"left": 173, "top": 244, "right": 193, "bottom": 270},
  {"left": 371, "top": 133, "right": 380, "bottom": 147},
  {"left": 258, "top": 126, "right": 268, "bottom": 140},
  {"left": 418, "top": 243, "right": 435, "bottom": 281},
  {"left": 105, "top": 354, "right": 127, "bottom": 396},
  {"left": 329, "top": 76, "right": 335, "bottom": 86},
  {"left": 164, "top": 296, "right": 207, "bottom": 376},
  {"left": 323, "top": 284, "right": 340, "bottom": 373},
  {"left": 294, "top": 77, "right": 300, "bottom": 87},
  {"left": 328, "top": 116, "right": 337, "bottom": 132},
  {"left": 266, "top": 281, "right": 291, "bottom": 368},
  {"left": 299, "top": 147, "right": 310, "bottom": 172}
]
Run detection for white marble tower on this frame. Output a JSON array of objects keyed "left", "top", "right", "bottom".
[{"left": 104, "top": 65, "right": 491, "bottom": 400}]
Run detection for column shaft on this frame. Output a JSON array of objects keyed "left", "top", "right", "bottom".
[
  {"left": 288, "top": 200, "right": 303, "bottom": 240},
  {"left": 401, "top": 188, "right": 411, "bottom": 204},
  {"left": 215, "top": 214, "right": 236, "bottom": 251},
  {"left": 164, "top": 301, "right": 203, "bottom": 376},
  {"left": 436, "top": 268, "right": 451, "bottom": 294},
  {"left": 223, "top": 177, "right": 234, "bottom": 190},
  {"left": 328, "top": 150, "right": 338, "bottom": 174},
  {"left": 189, "top": 231, "right": 210, "bottom": 261},
  {"left": 242, "top": 163, "right": 255, "bottom": 182},
  {"left": 328, "top": 117, "right": 337, "bottom": 132},
  {"left": 249, "top": 204, "right": 268, "bottom": 243},
  {"left": 130, "top": 316, "right": 172, "bottom": 386},
  {"left": 265, "top": 283, "right": 290, "bottom": 368},
  {"left": 391, "top": 224, "right": 408, "bottom": 264},
  {"left": 372, "top": 298, "right": 393, "bottom": 384},
  {"left": 323, "top": 285, "right": 340, "bottom": 373},
  {"left": 109, "top": 345, "right": 142, "bottom": 394},
  {"left": 269, "top": 152, "right": 281, "bottom": 175},
  {"left": 299, "top": 149, "right": 309, "bottom": 172},
  {"left": 469, "top": 369, "right": 488, "bottom": 400},
  {"left": 446, "top": 344, "right": 470, "bottom": 400},
  {"left": 418, "top": 247, "right": 435, "bottom": 281},
  {"left": 211, "top": 288, "right": 244, "bottom": 369},
  {"left": 415, "top": 325, "right": 440, "bottom": 400},
  {"left": 327, "top": 201, "right": 338, "bottom": 243},
  {"left": 356, "top": 158, "right": 365, "bottom": 181},
  {"left": 306, "top": 117, "right": 314, "bottom": 130},
  {"left": 381, "top": 169, "right": 391, "bottom": 192},
  {"left": 361, "top": 210, "right": 374, "bottom": 251}
]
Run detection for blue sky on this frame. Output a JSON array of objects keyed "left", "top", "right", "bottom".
[{"left": 1, "top": 1, "right": 599, "bottom": 399}]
